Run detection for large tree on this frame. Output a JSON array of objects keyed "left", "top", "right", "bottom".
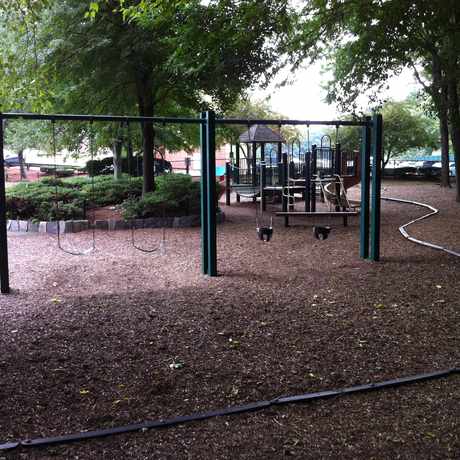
[
  {"left": 379, "top": 100, "right": 438, "bottom": 168},
  {"left": 325, "top": 99, "right": 438, "bottom": 168},
  {"left": 290, "top": 0, "right": 460, "bottom": 200},
  {"left": 2, "top": 0, "right": 293, "bottom": 194}
]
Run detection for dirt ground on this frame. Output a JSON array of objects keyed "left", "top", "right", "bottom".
[{"left": 0, "top": 180, "right": 459, "bottom": 459}]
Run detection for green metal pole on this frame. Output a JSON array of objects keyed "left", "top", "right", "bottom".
[
  {"left": 200, "top": 112, "right": 208, "bottom": 275},
  {"left": 277, "top": 141, "right": 282, "bottom": 186},
  {"left": 0, "top": 115, "right": 10, "bottom": 294},
  {"left": 252, "top": 143, "right": 257, "bottom": 188},
  {"left": 225, "top": 162, "right": 231, "bottom": 206},
  {"left": 370, "top": 114, "right": 383, "bottom": 262},
  {"left": 261, "top": 143, "right": 266, "bottom": 211},
  {"left": 206, "top": 111, "right": 217, "bottom": 276},
  {"left": 235, "top": 143, "right": 240, "bottom": 203},
  {"left": 360, "top": 117, "right": 371, "bottom": 259}
]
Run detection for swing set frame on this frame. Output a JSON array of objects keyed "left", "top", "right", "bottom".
[{"left": 0, "top": 111, "right": 382, "bottom": 294}]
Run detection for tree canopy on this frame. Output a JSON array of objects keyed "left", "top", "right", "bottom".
[
  {"left": 1, "top": 0, "right": 294, "bottom": 192},
  {"left": 291, "top": 0, "right": 460, "bottom": 199}
]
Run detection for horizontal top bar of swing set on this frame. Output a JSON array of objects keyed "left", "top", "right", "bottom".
[{"left": 1, "top": 112, "right": 372, "bottom": 127}]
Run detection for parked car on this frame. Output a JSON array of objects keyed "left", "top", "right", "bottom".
[
  {"left": 88, "top": 156, "right": 173, "bottom": 176},
  {"left": 432, "top": 162, "right": 456, "bottom": 177},
  {"left": 3, "top": 155, "right": 20, "bottom": 167}
]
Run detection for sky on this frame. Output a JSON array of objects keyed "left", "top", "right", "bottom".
[{"left": 251, "top": 61, "right": 419, "bottom": 121}]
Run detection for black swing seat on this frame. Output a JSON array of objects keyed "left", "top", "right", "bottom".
[
  {"left": 313, "top": 225, "right": 331, "bottom": 240},
  {"left": 257, "top": 226, "right": 273, "bottom": 242}
]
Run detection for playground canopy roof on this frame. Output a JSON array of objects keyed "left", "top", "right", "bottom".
[{"left": 239, "top": 125, "right": 285, "bottom": 143}]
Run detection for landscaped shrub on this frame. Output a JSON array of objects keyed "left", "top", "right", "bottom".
[
  {"left": 39, "top": 177, "right": 64, "bottom": 187},
  {"left": 81, "top": 176, "right": 143, "bottom": 206},
  {"left": 121, "top": 174, "right": 221, "bottom": 219},
  {"left": 6, "top": 181, "right": 84, "bottom": 221},
  {"left": 6, "top": 175, "right": 142, "bottom": 221},
  {"left": 122, "top": 193, "right": 179, "bottom": 219},
  {"left": 5, "top": 173, "right": 218, "bottom": 222}
]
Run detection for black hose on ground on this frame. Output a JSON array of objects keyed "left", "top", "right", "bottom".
[
  {"left": 1, "top": 367, "right": 458, "bottom": 452},
  {"left": 382, "top": 196, "right": 460, "bottom": 258}
]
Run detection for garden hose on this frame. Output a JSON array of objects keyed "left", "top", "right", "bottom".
[
  {"left": 382, "top": 196, "right": 460, "bottom": 257},
  {"left": 1, "top": 367, "right": 458, "bottom": 452}
]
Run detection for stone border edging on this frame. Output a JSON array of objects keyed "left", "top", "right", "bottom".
[{"left": 7, "top": 211, "right": 225, "bottom": 234}]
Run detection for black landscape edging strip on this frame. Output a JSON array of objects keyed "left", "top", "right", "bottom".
[
  {"left": 1, "top": 367, "right": 458, "bottom": 451},
  {"left": 382, "top": 196, "right": 460, "bottom": 257}
]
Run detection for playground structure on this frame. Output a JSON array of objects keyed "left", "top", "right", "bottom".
[
  {"left": 0, "top": 111, "right": 383, "bottom": 293},
  {"left": 224, "top": 124, "right": 362, "bottom": 227}
]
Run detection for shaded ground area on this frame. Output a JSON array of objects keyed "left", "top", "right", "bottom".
[{"left": 0, "top": 180, "right": 459, "bottom": 459}]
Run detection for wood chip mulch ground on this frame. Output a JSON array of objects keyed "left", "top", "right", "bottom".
[{"left": 0, "top": 180, "right": 459, "bottom": 459}]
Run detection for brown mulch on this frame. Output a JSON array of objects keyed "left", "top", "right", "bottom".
[{"left": 0, "top": 180, "right": 459, "bottom": 459}]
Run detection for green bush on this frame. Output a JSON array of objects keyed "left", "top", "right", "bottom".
[
  {"left": 6, "top": 181, "right": 84, "bottom": 221},
  {"left": 81, "top": 176, "right": 142, "bottom": 207},
  {"left": 122, "top": 193, "right": 179, "bottom": 219},
  {"left": 121, "top": 174, "right": 221, "bottom": 219},
  {"left": 39, "top": 176, "right": 64, "bottom": 187},
  {"left": 5, "top": 173, "right": 217, "bottom": 222}
]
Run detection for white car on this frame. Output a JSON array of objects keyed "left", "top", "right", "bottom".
[{"left": 432, "top": 162, "right": 456, "bottom": 177}]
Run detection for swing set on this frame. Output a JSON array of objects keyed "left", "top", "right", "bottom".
[
  {"left": 49, "top": 118, "right": 167, "bottom": 256},
  {"left": 0, "top": 111, "right": 383, "bottom": 294}
]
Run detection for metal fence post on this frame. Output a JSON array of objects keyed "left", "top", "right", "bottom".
[
  {"left": 370, "top": 114, "right": 383, "bottom": 261},
  {"left": 335, "top": 143, "right": 342, "bottom": 175},
  {"left": 311, "top": 145, "right": 317, "bottom": 213},
  {"left": 0, "top": 115, "right": 10, "bottom": 294},
  {"left": 282, "top": 152, "right": 289, "bottom": 227}
]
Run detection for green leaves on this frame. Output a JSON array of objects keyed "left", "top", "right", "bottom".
[
  {"left": 84, "top": 2, "right": 100, "bottom": 20},
  {"left": 380, "top": 99, "right": 439, "bottom": 165}
]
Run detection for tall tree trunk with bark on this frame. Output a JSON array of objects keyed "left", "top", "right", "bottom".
[
  {"left": 18, "top": 149, "right": 27, "bottom": 180},
  {"left": 136, "top": 74, "right": 155, "bottom": 195},
  {"left": 447, "top": 78, "right": 460, "bottom": 201},
  {"left": 113, "top": 137, "right": 123, "bottom": 180},
  {"left": 446, "top": 5, "right": 460, "bottom": 201},
  {"left": 433, "top": 56, "right": 451, "bottom": 187},
  {"left": 439, "top": 109, "right": 451, "bottom": 187},
  {"left": 127, "top": 133, "right": 134, "bottom": 176}
]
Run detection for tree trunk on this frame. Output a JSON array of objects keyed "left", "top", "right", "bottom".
[
  {"left": 127, "top": 134, "right": 134, "bottom": 176},
  {"left": 430, "top": 51, "right": 450, "bottom": 187},
  {"left": 113, "top": 138, "right": 123, "bottom": 180},
  {"left": 136, "top": 74, "right": 155, "bottom": 195},
  {"left": 447, "top": 83, "right": 460, "bottom": 202},
  {"left": 18, "top": 149, "right": 27, "bottom": 180},
  {"left": 382, "top": 148, "right": 392, "bottom": 170},
  {"left": 431, "top": 53, "right": 451, "bottom": 187},
  {"left": 439, "top": 110, "right": 451, "bottom": 187},
  {"left": 446, "top": 5, "right": 460, "bottom": 201}
]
